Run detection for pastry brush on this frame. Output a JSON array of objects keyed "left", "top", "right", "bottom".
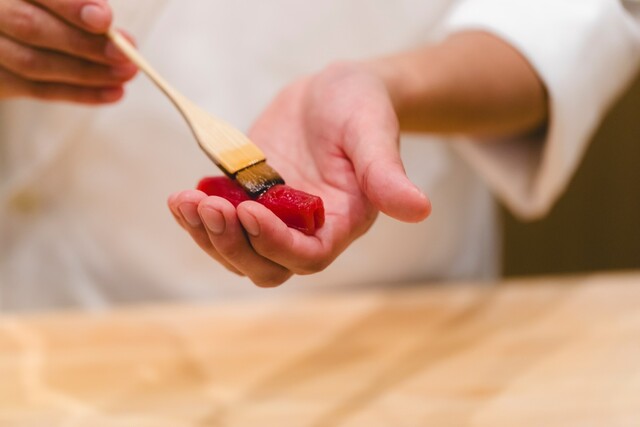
[{"left": 106, "top": 29, "right": 284, "bottom": 197}]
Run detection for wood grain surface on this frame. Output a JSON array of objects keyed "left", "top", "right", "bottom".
[{"left": 1, "top": 272, "right": 639, "bottom": 426}]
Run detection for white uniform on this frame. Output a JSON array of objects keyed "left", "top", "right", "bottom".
[{"left": 1, "top": 0, "right": 638, "bottom": 311}]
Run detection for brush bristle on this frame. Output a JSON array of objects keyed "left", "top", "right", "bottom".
[{"left": 234, "top": 161, "right": 285, "bottom": 197}]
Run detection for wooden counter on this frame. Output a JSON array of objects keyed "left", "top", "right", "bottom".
[{"left": 1, "top": 272, "right": 640, "bottom": 426}]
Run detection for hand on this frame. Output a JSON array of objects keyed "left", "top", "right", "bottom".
[
  {"left": 0, "top": 0, "right": 137, "bottom": 104},
  {"left": 168, "top": 63, "right": 431, "bottom": 287}
]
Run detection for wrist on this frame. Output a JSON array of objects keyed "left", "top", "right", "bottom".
[
  {"left": 361, "top": 32, "right": 548, "bottom": 137},
  {"left": 361, "top": 46, "right": 451, "bottom": 133},
  {"left": 361, "top": 47, "right": 440, "bottom": 116}
]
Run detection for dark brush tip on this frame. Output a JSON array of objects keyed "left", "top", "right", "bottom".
[{"left": 234, "top": 161, "right": 285, "bottom": 198}]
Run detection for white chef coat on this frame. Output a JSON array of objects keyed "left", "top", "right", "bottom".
[{"left": 0, "top": 0, "right": 638, "bottom": 311}]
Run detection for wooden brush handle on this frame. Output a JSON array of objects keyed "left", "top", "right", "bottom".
[
  {"left": 105, "top": 28, "right": 267, "bottom": 176},
  {"left": 106, "top": 28, "right": 190, "bottom": 110}
]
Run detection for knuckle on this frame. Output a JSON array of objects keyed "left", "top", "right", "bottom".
[
  {"left": 252, "top": 271, "right": 291, "bottom": 288},
  {"left": 13, "top": 48, "right": 41, "bottom": 75},
  {"left": 253, "top": 244, "right": 279, "bottom": 260},
  {"left": 295, "top": 257, "right": 331, "bottom": 275},
  {"left": 66, "top": 32, "right": 102, "bottom": 57},
  {"left": 359, "top": 160, "right": 376, "bottom": 201},
  {"left": 10, "top": 6, "right": 42, "bottom": 43},
  {"left": 217, "top": 242, "right": 245, "bottom": 261},
  {"left": 224, "top": 264, "right": 245, "bottom": 277}
]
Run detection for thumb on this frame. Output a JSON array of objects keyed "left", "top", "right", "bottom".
[{"left": 346, "top": 117, "right": 431, "bottom": 223}]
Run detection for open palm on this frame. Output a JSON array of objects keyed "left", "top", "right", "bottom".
[{"left": 168, "top": 63, "right": 431, "bottom": 287}]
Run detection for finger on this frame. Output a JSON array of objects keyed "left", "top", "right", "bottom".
[
  {"left": 236, "top": 201, "right": 335, "bottom": 275},
  {"left": 0, "top": 67, "right": 124, "bottom": 103},
  {"left": 168, "top": 191, "right": 243, "bottom": 276},
  {"left": 198, "top": 197, "right": 292, "bottom": 288},
  {"left": 167, "top": 192, "right": 187, "bottom": 227},
  {"left": 0, "top": 0, "right": 128, "bottom": 65},
  {"left": 105, "top": 29, "right": 137, "bottom": 63},
  {"left": 0, "top": 36, "right": 137, "bottom": 86},
  {"left": 29, "top": 0, "right": 112, "bottom": 33},
  {"left": 344, "top": 107, "right": 431, "bottom": 223}
]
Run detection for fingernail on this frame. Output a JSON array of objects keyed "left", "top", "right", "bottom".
[
  {"left": 80, "top": 4, "right": 110, "bottom": 31},
  {"left": 179, "top": 204, "right": 201, "bottom": 227},
  {"left": 242, "top": 212, "right": 260, "bottom": 237},
  {"left": 200, "top": 208, "right": 225, "bottom": 235},
  {"left": 167, "top": 192, "right": 179, "bottom": 205},
  {"left": 104, "top": 41, "right": 127, "bottom": 62}
]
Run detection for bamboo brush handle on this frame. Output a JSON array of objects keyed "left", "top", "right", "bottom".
[
  {"left": 105, "top": 28, "right": 266, "bottom": 175},
  {"left": 106, "top": 28, "right": 190, "bottom": 111}
]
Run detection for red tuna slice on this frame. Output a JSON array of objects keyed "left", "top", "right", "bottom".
[
  {"left": 196, "top": 176, "right": 325, "bottom": 235},
  {"left": 257, "top": 184, "right": 325, "bottom": 235},
  {"left": 197, "top": 176, "right": 250, "bottom": 207}
]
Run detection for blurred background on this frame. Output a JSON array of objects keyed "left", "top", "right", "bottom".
[{"left": 503, "top": 72, "right": 640, "bottom": 276}]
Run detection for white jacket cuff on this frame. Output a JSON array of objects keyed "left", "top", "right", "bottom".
[{"left": 441, "top": 0, "right": 640, "bottom": 220}]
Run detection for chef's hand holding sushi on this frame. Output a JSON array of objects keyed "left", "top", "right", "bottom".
[
  {"left": 0, "top": 0, "right": 137, "bottom": 103},
  {"left": 167, "top": 31, "right": 548, "bottom": 287}
]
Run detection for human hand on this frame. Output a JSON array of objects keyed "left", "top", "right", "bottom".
[
  {"left": 0, "top": 0, "right": 137, "bottom": 104},
  {"left": 168, "top": 63, "right": 431, "bottom": 287}
]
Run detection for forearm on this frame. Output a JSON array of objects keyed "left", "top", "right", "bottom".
[{"left": 366, "top": 31, "right": 548, "bottom": 138}]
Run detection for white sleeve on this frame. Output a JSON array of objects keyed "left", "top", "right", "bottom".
[{"left": 440, "top": 0, "right": 640, "bottom": 220}]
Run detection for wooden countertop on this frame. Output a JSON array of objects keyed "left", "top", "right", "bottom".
[{"left": 1, "top": 271, "right": 640, "bottom": 426}]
